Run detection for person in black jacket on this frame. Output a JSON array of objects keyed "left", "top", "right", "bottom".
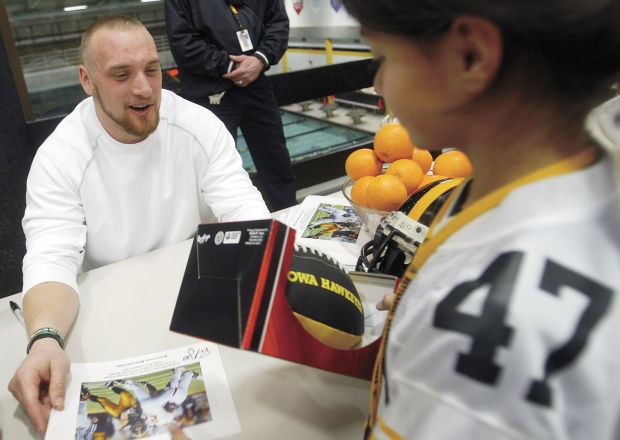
[{"left": 165, "top": 0, "right": 297, "bottom": 211}]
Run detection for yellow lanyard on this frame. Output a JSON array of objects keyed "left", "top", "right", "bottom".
[
  {"left": 229, "top": 4, "right": 244, "bottom": 30},
  {"left": 365, "top": 146, "right": 599, "bottom": 436}
]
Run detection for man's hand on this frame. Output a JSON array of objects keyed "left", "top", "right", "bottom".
[
  {"left": 8, "top": 339, "right": 70, "bottom": 435},
  {"left": 222, "top": 54, "right": 264, "bottom": 87},
  {"left": 169, "top": 422, "right": 193, "bottom": 439}
]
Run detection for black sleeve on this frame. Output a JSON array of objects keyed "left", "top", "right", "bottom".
[
  {"left": 253, "top": 0, "right": 289, "bottom": 65},
  {"left": 164, "top": 0, "right": 231, "bottom": 77}
]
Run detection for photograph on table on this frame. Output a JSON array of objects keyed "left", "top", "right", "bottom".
[
  {"left": 75, "top": 363, "right": 209, "bottom": 439},
  {"left": 301, "top": 202, "right": 363, "bottom": 243}
]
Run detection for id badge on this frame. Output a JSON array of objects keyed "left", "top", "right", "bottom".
[{"left": 236, "top": 29, "right": 253, "bottom": 51}]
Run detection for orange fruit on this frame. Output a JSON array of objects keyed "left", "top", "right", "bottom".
[
  {"left": 373, "top": 123, "right": 414, "bottom": 163},
  {"left": 345, "top": 148, "right": 383, "bottom": 181},
  {"left": 366, "top": 174, "right": 409, "bottom": 212},
  {"left": 385, "top": 159, "right": 424, "bottom": 195},
  {"left": 411, "top": 147, "right": 433, "bottom": 174},
  {"left": 432, "top": 150, "right": 473, "bottom": 178},
  {"left": 417, "top": 174, "right": 448, "bottom": 190},
  {"left": 350, "top": 175, "right": 374, "bottom": 208}
]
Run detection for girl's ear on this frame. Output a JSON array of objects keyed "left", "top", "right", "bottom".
[{"left": 445, "top": 16, "right": 503, "bottom": 96}]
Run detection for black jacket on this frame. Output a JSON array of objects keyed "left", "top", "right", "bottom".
[{"left": 165, "top": 0, "right": 289, "bottom": 97}]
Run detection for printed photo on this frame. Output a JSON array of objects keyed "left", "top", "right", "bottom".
[
  {"left": 302, "top": 203, "right": 362, "bottom": 243},
  {"left": 75, "top": 363, "right": 210, "bottom": 439}
]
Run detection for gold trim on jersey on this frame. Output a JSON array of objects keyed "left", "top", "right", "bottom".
[
  {"left": 377, "top": 415, "right": 405, "bottom": 439},
  {"left": 365, "top": 146, "right": 599, "bottom": 438}
]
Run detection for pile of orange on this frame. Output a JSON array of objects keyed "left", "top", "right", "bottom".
[{"left": 345, "top": 122, "right": 473, "bottom": 212}]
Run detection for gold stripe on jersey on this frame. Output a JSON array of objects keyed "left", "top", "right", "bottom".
[
  {"left": 377, "top": 416, "right": 405, "bottom": 439},
  {"left": 365, "top": 146, "right": 599, "bottom": 438}
]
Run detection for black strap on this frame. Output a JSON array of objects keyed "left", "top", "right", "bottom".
[
  {"left": 27, "top": 331, "right": 64, "bottom": 354},
  {"left": 228, "top": 3, "right": 245, "bottom": 30}
]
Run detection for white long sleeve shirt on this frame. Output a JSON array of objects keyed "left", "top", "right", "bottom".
[{"left": 22, "top": 90, "right": 270, "bottom": 296}]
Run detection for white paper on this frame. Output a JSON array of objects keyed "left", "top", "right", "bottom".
[
  {"left": 349, "top": 271, "right": 398, "bottom": 346},
  {"left": 46, "top": 343, "right": 240, "bottom": 440},
  {"left": 281, "top": 195, "right": 374, "bottom": 271}
]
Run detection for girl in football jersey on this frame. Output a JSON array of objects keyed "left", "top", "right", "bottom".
[
  {"left": 341, "top": 1, "right": 620, "bottom": 439},
  {"left": 168, "top": 2, "right": 620, "bottom": 439}
]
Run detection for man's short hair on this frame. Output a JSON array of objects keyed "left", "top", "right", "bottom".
[{"left": 80, "top": 15, "right": 146, "bottom": 66}]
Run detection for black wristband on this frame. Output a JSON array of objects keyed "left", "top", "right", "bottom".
[{"left": 27, "top": 329, "right": 64, "bottom": 354}]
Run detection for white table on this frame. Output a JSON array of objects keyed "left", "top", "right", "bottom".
[{"left": 0, "top": 239, "right": 370, "bottom": 439}]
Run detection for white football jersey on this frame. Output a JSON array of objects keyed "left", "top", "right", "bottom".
[{"left": 372, "top": 147, "right": 620, "bottom": 439}]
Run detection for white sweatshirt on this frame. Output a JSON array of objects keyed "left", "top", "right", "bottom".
[{"left": 22, "top": 90, "right": 270, "bottom": 295}]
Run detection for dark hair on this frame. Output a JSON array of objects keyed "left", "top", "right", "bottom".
[{"left": 344, "top": 0, "right": 620, "bottom": 115}]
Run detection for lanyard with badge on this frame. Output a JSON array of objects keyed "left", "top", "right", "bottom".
[{"left": 229, "top": 3, "right": 254, "bottom": 51}]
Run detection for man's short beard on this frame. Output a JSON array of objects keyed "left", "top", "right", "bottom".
[{"left": 93, "top": 83, "right": 159, "bottom": 140}]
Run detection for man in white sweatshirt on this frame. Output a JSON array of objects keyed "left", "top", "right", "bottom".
[{"left": 8, "top": 15, "right": 270, "bottom": 436}]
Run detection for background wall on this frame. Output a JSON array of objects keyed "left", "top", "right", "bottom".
[
  {"left": 281, "top": 1, "right": 368, "bottom": 74},
  {"left": 284, "top": 0, "right": 359, "bottom": 28},
  {"left": 0, "top": 33, "right": 29, "bottom": 297}
]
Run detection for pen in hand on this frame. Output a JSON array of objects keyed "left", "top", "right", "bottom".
[{"left": 10, "top": 300, "right": 26, "bottom": 328}]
